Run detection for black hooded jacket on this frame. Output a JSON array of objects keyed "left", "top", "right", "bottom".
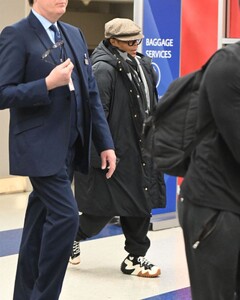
[
  {"left": 75, "top": 40, "right": 166, "bottom": 216},
  {"left": 181, "top": 43, "right": 240, "bottom": 215}
]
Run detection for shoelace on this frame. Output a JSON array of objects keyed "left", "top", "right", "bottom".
[
  {"left": 72, "top": 241, "right": 80, "bottom": 256},
  {"left": 137, "top": 257, "right": 153, "bottom": 269}
]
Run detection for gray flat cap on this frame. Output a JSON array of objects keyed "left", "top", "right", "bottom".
[{"left": 105, "top": 18, "right": 144, "bottom": 41}]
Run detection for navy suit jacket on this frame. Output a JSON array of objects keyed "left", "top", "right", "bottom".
[{"left": 0, "top": 12, "right": 114, "bottom": 177}]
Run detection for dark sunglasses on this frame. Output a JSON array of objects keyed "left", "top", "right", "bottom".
[{"left": 125, "top": 39, "right": 142, "bottom": 46}]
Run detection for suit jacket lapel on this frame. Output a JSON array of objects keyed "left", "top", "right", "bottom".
[
  {"left": 28, "top": 12, "right": 52, "bottom": 47},
  {"left": 27, "top": 14, "right": 89, "bottom": 92},
  {"left": 27, "top": 12, "right": 58, "bottom": 65}
]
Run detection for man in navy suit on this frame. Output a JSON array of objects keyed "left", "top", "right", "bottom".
[{"left": 0, "top": 0, "right": 116, "bottom": 299}]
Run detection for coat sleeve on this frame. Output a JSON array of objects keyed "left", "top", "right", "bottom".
[
  {"left": 87, "top": 61, "right": 116, "bottom": 163},
  {"left": 204, "top": 48, "right": 240, "bottom": 164},
  {"left": 92, "top": 61, "right": 116, "bottom": 120}
]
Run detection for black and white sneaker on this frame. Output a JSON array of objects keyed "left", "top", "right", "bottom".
[
  {"left": 121, "top": 255, "right": 161, "bottom": 278},
  {"left": 69, "top": 241, "right": 80, "bottom": 265}
]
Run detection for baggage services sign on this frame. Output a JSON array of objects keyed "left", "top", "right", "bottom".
[{"left": 142, "top": 0, "right": 181, "bottom": 96}]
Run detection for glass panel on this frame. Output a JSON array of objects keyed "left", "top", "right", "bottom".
[{"left": 227, "top": 0, "right": 240, "bottom": 37}]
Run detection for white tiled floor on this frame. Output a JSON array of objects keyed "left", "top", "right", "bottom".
[{"left": 0, "top": 192, "right": 190, "bottom": 300}]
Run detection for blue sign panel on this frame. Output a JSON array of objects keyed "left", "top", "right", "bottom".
[
  {"left": 142, "top": 0, "right": 181, "bottom": 96},
  {"left": 142, "top": 0, "right": 181, "bottom": 214}
]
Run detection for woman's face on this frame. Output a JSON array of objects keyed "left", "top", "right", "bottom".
[{"left": 110, "top": 39, "right": 142, "bottom": 57}]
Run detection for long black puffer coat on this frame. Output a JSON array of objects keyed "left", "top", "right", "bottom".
[{"left": 74, "top": 40, "right": 166, "bottom": 217}]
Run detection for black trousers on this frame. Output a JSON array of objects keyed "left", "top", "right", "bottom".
[
  {"left": 178, "top": 196, "right": 240, "bottom": 300},
  {"left": 76, "top": 214, "right": 151, "bottom": 256}
]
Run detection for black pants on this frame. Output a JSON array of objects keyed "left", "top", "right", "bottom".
[
  {"left": 178, "top": 196, "right": 240, "bottom": 300},
  {"left": 76, "top": 214, "right": 151, "bottom": 256}
]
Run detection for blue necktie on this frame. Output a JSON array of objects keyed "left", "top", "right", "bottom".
[
  {"left": 49, "top": 24, "right": 64, "bottom": 63},
  {"left": 49, "top": 24, "right": 62, "bottom": 43}
]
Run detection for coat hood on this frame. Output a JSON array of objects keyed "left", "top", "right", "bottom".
[{"left": 91, "top": 40, "right": 118, "bottom": 67}]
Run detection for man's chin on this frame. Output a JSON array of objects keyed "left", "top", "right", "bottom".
[{"left": 56, "top": 8, "right": 66, "bottom": 18}]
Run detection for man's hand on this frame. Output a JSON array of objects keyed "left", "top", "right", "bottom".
[
  {"left": 45, "top": 58, "right": 74, "bottom": 90},
  {"left": 100, "top": 149, "right": 117, "bottom": 179}
]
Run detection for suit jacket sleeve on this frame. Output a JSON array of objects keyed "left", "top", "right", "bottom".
[
  {"left": 0, "top": 26, "right": 51, "bottom": 110},
  {"left": 75, "top": 31, "right": 114, "bottom": 153}
]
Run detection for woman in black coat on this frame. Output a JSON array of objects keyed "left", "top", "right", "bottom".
[{"left": 72, "top": 18, "right": 166, "bottom": 278}]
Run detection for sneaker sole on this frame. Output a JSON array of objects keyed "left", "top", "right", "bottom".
[
  {"left": 69, "top": 257, "right": 81, "bottom": 265},
  {"left": 136, "top": 268, "right": 161, "bottom": 278},
  {"left": 121, "top": 268, "right": 161, "bottom": 278}
]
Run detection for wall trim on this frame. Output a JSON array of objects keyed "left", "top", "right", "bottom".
[{"left": 0, "top": 177, "right": 32, "bottom": 194}]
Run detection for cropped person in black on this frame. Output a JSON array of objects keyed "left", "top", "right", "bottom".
[{"left": 179, "top": 41, "right": 240, "bottom": 299}]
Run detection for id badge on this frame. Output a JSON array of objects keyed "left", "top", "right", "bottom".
[{"left": 68, "top": 77, "right": 75, "bottom": 91}]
